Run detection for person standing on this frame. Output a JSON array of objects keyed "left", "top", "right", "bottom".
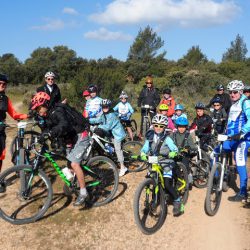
[
  {"left": 159, "top": 88, "right": 176, "bottom": 117},
  {"left": 137, "top": 76, "right": 160, "bottom": 137}
]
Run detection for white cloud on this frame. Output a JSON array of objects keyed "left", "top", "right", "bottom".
[
  {"left": 89, "top": 0, "right": 241, "bottom": 27},
  {"left": 31, "top": 19, "right": 65, "bottom": 31},
  {"left": 62, "top": 7, "right": 79, "bottom": 15},
  {"left": 84, "top": 27, "right": 132, "bottom": 41}
]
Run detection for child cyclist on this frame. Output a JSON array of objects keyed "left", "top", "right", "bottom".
[
  {"left": 172, "top": 104, "right": 187, "bottom": 125},
  {"left": 113, "top": 91, "right": 134, "bottom": 141},
  {"left": 140, "top": 114, "right": 184, "bottom": 216},
  {"left": 158, "top": 104, "right": 175, "bottom": 131},
  {"left": 90, "top": 99, "right": 128, "bottom": 177}
]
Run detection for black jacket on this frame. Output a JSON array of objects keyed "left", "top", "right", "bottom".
[
  {"left": 137, "top": 86, "right": 160, "bottom": 108},
  {"left": 207, "top": 93, "right": 231, "bottom": 113},
  {"left": 37, "top": 84, "right": 61, "bottom": 109},
  {"left": 190, "top": 114, "right": 213, "bottom": 134}
]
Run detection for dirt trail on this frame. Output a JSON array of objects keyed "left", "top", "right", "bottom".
[{"left": 0, "top": 103, "right": 249, "bottom": 250}]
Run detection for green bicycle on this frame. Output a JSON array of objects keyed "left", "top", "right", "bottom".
[
  {"left": 133, "top": 156, "right": 188, "bottom": 234},
  {"left": 0, "top": 139, "right": 119, "bottom": 225}
]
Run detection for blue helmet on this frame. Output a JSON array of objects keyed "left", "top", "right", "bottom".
[
  {"left": 175, "top": 104, "right": 184, "bottom": 111},
  {"left": 175, "top": 117, "right": 188, "bottom": 126}
]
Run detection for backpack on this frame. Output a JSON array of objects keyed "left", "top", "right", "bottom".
[{"left": 56, "top": 103, "right": 89, "bottom": 134}]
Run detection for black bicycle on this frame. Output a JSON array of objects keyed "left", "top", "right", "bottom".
[{"left": 0, "top": 139, "right": 119, "bottom": 224}]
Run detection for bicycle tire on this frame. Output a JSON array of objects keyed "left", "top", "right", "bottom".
[
  {"left": 193, "top": 159, "right": 210, "bottom": 189},
  {"left": 122, "top": 141, "right": 146, "bottom": 172},
  {"left": 142, "top": 117, "right": 148, "bottom": 137},
  {"left": 134, "top": 178, "right": 167, "bottom": 235},
  {"left": 71, "top": 156, "right": 118, "bottom": 207},
  {"left": 0, "top": 164, "right": 53, "bottom": 225},
  {"left": 175, "top": 162, "right": 189, "bottom": 204},
  {"left": 10, "top": 130, "right": 41, "bottom": 156},
  {"left": 204, "top": 162, "right": 222, "bottom": 216}
]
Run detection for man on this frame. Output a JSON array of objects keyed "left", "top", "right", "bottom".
[
  {"left": 137, "top": 76, "right": 160, "bottom": 136},
  {"left": 223, "top": 80, "right": 250, "bottom": 202},
  {"left": 37, "top": 71, "right": 66, "bottom": 109},
  {"left": 0, "top": 74, "right": 29, "bottom": 172},
  {"left": 207, "top": 84, "right": 231, "bottom": 113}
]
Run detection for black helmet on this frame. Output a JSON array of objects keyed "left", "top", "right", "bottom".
[
  {"left": 216, "top": 84, "right": 224, "bottom": 91},
  {"left": 0, "top": 73, "right": 8, "bottom": 83},
  {"left": 88, "top": 84, "right": 98, "bottom": 93},
  {"left": 195, "top": 102, "right": 205, "bottom": 109},
  {"left": 243, "top": 85, "right": 250, "bottom": 93},
  {"left": 211, "top": 97, "right": 222, "bottom": 104},
  {"left": 163, "top": 88, "right": 171, "bottom": 94},
  {"left": 101, "top": 99, "right": 112, "bottom": 107}
]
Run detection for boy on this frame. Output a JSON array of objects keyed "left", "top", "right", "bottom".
[
  {"left": 159, "top": 88, "right": 176, "bottom": 117},
  {"left": 172, "top": 104, "right": 187, "bottom": 125},
  {"left": 113, "top": 91, "right": 134, "bottom": 141},
  {"left": 140, "top": 114, "right": 184, "bottom": 216}
]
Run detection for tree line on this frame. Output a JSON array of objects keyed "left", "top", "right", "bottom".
[{"left": 1, "top": 26, "right": 250, "bottom": 113}]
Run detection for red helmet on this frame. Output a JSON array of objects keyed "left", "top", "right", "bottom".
[
  {"left": 82, "top": 90, "right": 90, "bottom": 97},
  {"left": 31, "top": 92, "right": 51, "bottom": 110}
]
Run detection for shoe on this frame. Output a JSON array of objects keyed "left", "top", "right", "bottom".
[
  {"left": 173, "top": 201, "right": 184, "bottom": 216},
  {"left": 0, "top": 183, "right": 6, "bottom": 193},
  {"left": 228, "top": 193, "right": 247, "bottom": 202},
  {"left": 119, "top": 167, "right": 128, "bottom": 177},
  {"left": 73, "top": 193, "right": 88, "bottom": 206}
]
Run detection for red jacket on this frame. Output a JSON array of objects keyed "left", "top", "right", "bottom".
[{"left": 160, "top": 97, "right": 176, "bottom": 117}]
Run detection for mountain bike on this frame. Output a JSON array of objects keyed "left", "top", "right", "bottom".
[
  {"left": 141, "top": 105, "right": 154, "bottom": 137},
  {"left": 133, "top": 156, "right": 188, "bottom": 234},
  {"left": 0, "top": 139, "right": 119, "bottom": 225},
  {"left": 88, "top": 127, "right": 146, "bottom": 172},
  {"left": 120, "top": 118, "right": 138, "bottom": 141},
  {"left": 204, "top": 134, "right": 235, "bottom": 216}
]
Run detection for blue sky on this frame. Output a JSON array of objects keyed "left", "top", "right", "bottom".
[{"left": 1, "top": 0, "right": 249, "bottom": 63}]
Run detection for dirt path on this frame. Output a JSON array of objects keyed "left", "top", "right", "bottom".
[{"left": 0, "top": 103, "right": 249, "bottom": 250}]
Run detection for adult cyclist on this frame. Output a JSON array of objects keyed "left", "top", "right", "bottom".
[
  {"left": 223, "top": 80, "right": 250, "bottom": 202},
  {"left": 137, "top": 76, "right": 160, "bottom": 137}
]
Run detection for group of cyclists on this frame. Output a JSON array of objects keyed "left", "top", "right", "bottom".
[{"left": 0, "top": 71, "right": 249, "bottom": 216}]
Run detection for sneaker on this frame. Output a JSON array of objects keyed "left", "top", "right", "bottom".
[
  {"left": 228, "top": 193, "right": 247, "bottom": 202},
  {"left": 0, "top": 183, "right": 6, "bottom": 193},
  {"left": 73, "top": 193, "right": 88, "bottom": 206},
  {"left": 119, "top": 167, "right": 128, "bottom": 177},
  {"left": 173, "top": 201, "right": 184, "bottom": 217}
]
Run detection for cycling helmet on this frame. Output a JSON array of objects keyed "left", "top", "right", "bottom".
[
  {"left": 101, "top": 99, "right": 112, "bottom": 107},
  {"left": 174, "top": 104, "right": 184, "bottom": 111},
  {"left": 31, "top": 92, "right": 51, "bottom": 110},
  {"left": 175, "top": 117, "right": 189, "bottom": 126},
  {"left": 243, "top": 85, "right": 250, "bottom": 92},
  {"left": 216, "top": 84, "right": 224, "bottom": 91},
  {"left": 0, "top": 73, "right": 8, "bottom": 83},
  {"left": 152, "top": 114, "right": 168, "bottom": 126},
  {"left": 44, "top": 71, "right": 55, "bottom": 78},
  {"left": 82, "top": 90, "right": 90, "bottom": 97},
  {"left": 159, "top": 104, "right": 169, "bottom": 111},
  {"left": 227, "top": 80, "right": 244, "bottom": 91},
  {"left": 163, "top": 88, "right": 171, "bottom": 94},
  {"left": 88, "top": 84, "right": 98, "bottom": 93},
  {"left": 195, "top": 102, "right": 205, "bottom": 109},
  {"left": 211, "top": 96, "right": 222, "bottom": 104},
  {"left": 119, "top": 91, "right": 128, "bottom": 99}
]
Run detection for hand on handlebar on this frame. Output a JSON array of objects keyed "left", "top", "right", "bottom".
[{"left": 38, "top": 132, "right": 51, "bottom": 144}]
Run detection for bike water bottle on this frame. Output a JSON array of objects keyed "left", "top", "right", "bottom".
[
  {"left": 62, "top": 167, "right": 74, "bottom": 181},
  {"left": 105, "top": 143, "right": 114, "bottom": 154}
]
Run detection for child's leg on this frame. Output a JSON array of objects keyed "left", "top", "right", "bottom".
[
  {"left": 113, "top": 139, "right": 125, "bottom": 168},
  {"left": 126, "top": 126, "right": 133, "bottom": 141}
]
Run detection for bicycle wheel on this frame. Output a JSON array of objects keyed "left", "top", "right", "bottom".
[
  {"left": 174, "top": 162, "right": 189, "bottom": 204},
  {"left": 85, "top": 156, "right": 118, "bottom": 207},
  {"left": 134, "top": 178, "right": 167, "bottom": 235},
  {"left": 122, "top": 141, "right": 146, "bottom": 172},
  {"left": 0, "top": 165, "right": 52, "bottom": 225},
  {"left": 205, "top": 162, "right": 222, "bottom": 216},
  {"left": 193, "top": 159, "right": 210, "bottom": 189}
]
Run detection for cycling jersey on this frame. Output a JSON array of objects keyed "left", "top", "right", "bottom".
[
  {"left": 86, "top": 96, "right": 103, "bottom": 119},
  {"left": 113, "top": 102, "right": 134, "bottom": 120},
  {"left": 172, "top": 113, "right": 187, "bottom": 123}
]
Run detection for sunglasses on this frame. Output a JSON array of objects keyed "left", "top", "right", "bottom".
[
  {"left": 229, "top": 91, "right": 239, "bottom": 95},
  {"left": 146, "top": 82, "right": 153, "bottom": 84},
  {"left": 0, "top": 82, "right": 6, "bottom": 86},
  {"left": 153, "top": 124, "right": 165, "bottom": 128},
  {"left": 47, "top": 78, "right": 54, "bottom": 81}
]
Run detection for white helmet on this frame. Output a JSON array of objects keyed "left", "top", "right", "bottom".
[
  {"left": 119, "top": 91, "right": 128, "bottom": 99},
  {"left": 152, "top": 114, "right": 168, "bottom": 126},
  {"left": 227, "top": 80, "right": 244, "bottom": 91},
  {"left": 45, "top": 71, "right": 55, "bottom": 78}
]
